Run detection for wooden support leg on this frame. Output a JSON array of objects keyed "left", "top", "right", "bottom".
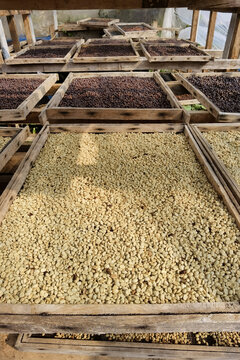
[
  {"left": 28, "top": 14, "right": 36, "bottom": 44},
  {"left": 223, "top": 13, "right": 240, "bottom": 59},
  {"left": 22, "top": 13, "right": 34, "bottom": 45},
  {"left": 205, "top": 11, "right": 217, "bottom": 49},
  {"left": 190, "top": 10, "right": 199, "bottom": 42},
  {"left": 0, "top": 18, "right": 10, "bottom": 59},
  {"left": 7, "top": 15, "right": 21, "bottom": 52},
  {"left": 228, "top": 13, "right": 240, "bottom": 59}
]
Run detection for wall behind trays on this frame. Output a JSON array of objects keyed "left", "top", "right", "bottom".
[{"left": 176, "top": 8, "right": 232, "bottom": 50}]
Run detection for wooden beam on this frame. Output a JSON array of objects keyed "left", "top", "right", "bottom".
[
  {"left": 228, "top": 13, "right": 240, "bottom": 58},
  {"left": 205, "top": 11, "right": 217, "bottom": 49},
  {"left": 22, "top": 14, "right": 34, "bottom": 45},
  {"left": 190, "top": 10, "right": 199, "bottom": 42},
  {"left": 7, "top": 15, "right": 21, "bottom": 52},
  {"left": 0, "top": 18, "right": 10, "bottom": 59}
]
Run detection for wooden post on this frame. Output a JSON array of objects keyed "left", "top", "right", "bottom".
[
  {"left": 53, "top": 10, "right": 58, "bottom": 31},
  {"left": 28, "top": 14, "right": 36, "bottom": 44},
  {"left": 228, "top": 13, "right": 240, "bottom": 59},
  {"left": 205, "top": 11, "right": 217, "bottom": 49},
  {"left": 7, "top": 15, "right": 21, "bottom": 52},
  {"left": 190, "top": 10, "right": 200, "bottom": 42},
  {"left": 0, "top": 18, "right": 10, "bottom": 59},
  {"left": 22, "top": 13, "right": 34, "bottom": 45},
  {"left": 223, "top": 13, "right": 240, "bottom": 59}
]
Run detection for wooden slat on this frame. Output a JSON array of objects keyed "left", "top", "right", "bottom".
[
  {"left": 205, "top": 11, "right": 217, "bottom": 49},
  {"left": 7, "top": 15, "right": 21, "bottom": 53},
  {"left": 3, "top": 57, "right": 240, "bottom": 73},
  {"left": 190, "top": 10, "right": 199, "bottom": 42},
  {"left": 0, "top": 126, "right": 30, "bottom": 172}
]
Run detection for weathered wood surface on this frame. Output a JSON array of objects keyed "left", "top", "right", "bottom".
[
  {"left": 14, "top": 333, "right": 240, "bottom": 359},
  {"left": 2, "top": 58, "right": 240, "bottom": 73},
  {"left": 0, "top": 126, "right": 30, "bottom": 172}
]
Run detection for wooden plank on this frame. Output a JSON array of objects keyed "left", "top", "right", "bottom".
[
  {"left": 2, "top": 58, "right": 240, "bottom": 73},
  {"left": 205, "top": 11, "right": 217, "bottom": 49},
  {"left": 1, "top": 312, "right": 240, "bottom": 333},
  {"left": 190, "top": 10, "right": 199, "bottom": 42},
  {"left": 40, "top": 71, "right": 183, "bottom": 124},
  {"left": 228, "top": 13, "right": 240, "bottom": 59},
  {"left": 185, "top": 126, "right": 240, "bottom": 229},
  {"left": 0, "top": 0, "right": 239, "bottom": 10},
  {"left": 0, "top": 73, "right": 59, "bottom": 121},
  {"left": 0, "top": 125, "right": 49, "bottom": 225},
  {"left": 175, "top": 72, "right": 240, "bottom": 121},
  {"left": 7, "top": 15, "right": 21, "bottom": 52},
  {"left": 15, "top": 333, "right": 240, "bottom": 359},
  {"left": 0, "top": 126, "right": 30, "bottom": 172}
]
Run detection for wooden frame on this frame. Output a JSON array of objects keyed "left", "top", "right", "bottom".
[
  {"left": 104, "top": 27, "right": 126, "bottom": 39},
  {"left": 72, "top": 38, "right": 140, "bottom": 63},
  {"left": 15, "top": 333, "right": 240, "bottom": 359},
  {"left": 77, "top": 17, "right": 119, "bottom": 29},
  {"left": 5, "top": 41, "right": 83, "bottom": 65},
  {"left": 0, "top": 73, "right": 59, "bottom": 121},
  {"left": 0, "top": 123, "right": 240, "bottom": 333},
  {"left": 140, "top": 40, "right": 211, "bottom": 62},
  {"left": 113, "top": 22, "right": 158, "bottom": 38},
  {"left": 175, "top": 72, "right": 240, "bottom": 121},
  {"left": 190, "top": 123, "right": 240, "bottom": 209},
  {"left": 0, "top": 126, "right": 30, "bottom": 172},
  {"left": 40, "top": 71, "right": 183, "bottom": 124}
]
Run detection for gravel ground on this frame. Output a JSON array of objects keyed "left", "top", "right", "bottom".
[
  {"left": 0, "top": 78, "right": 44, "bottom": 109},
  {"left": 188, "top": 76, "right": 240, "bottom": 113},
  {"left": 204, "top": 131, "right": 240, "bottom": 186},
  {"left": 0, "top": 133, "right": 239, "bottom": 304},
  {"left": 54, "top": 331, "right": 240, "bottom": 346},
  {"left": 0, "top": 137, "right": 10, "bottom": 150},
  {"left": 59, "top": 77, "right": 172, "bottom": 108}
]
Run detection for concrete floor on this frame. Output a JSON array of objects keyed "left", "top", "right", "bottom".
[{"left": 0, "top": 334, "right": 136, "bottom": 360}]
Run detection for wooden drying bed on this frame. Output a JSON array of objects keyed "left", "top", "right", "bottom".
[
  {"left": 176, "top": 72, "right": 240, "bottom": 122},
  {"left": 1, "top": 56, "right": 240, "bottom": 73},
  {"left": 40, "top": 71, "right": 183, "bottom": 124},
  {"left": 113, "top": 22, "right": 157, "bottom": 38},
  {"left": 72, "top": 38, "right": 140, "bottom": 63},
  {"left": 0, "top": 123, "right": 239, "bottom": 334},
  {"left": 5, "top": 41, "right": 83, "bottom": 65},
  {"left": 140, "top": 40, "right": 211, "bottom": 62},
  {"left": 77, "top": 17, "right": 119, "bottom": 28},
  {"left": 0, "top": 73, "right": 58, "bottom": 121},
  {"left": 15, "top": 333, "right": 240, "bottom": 359}
]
